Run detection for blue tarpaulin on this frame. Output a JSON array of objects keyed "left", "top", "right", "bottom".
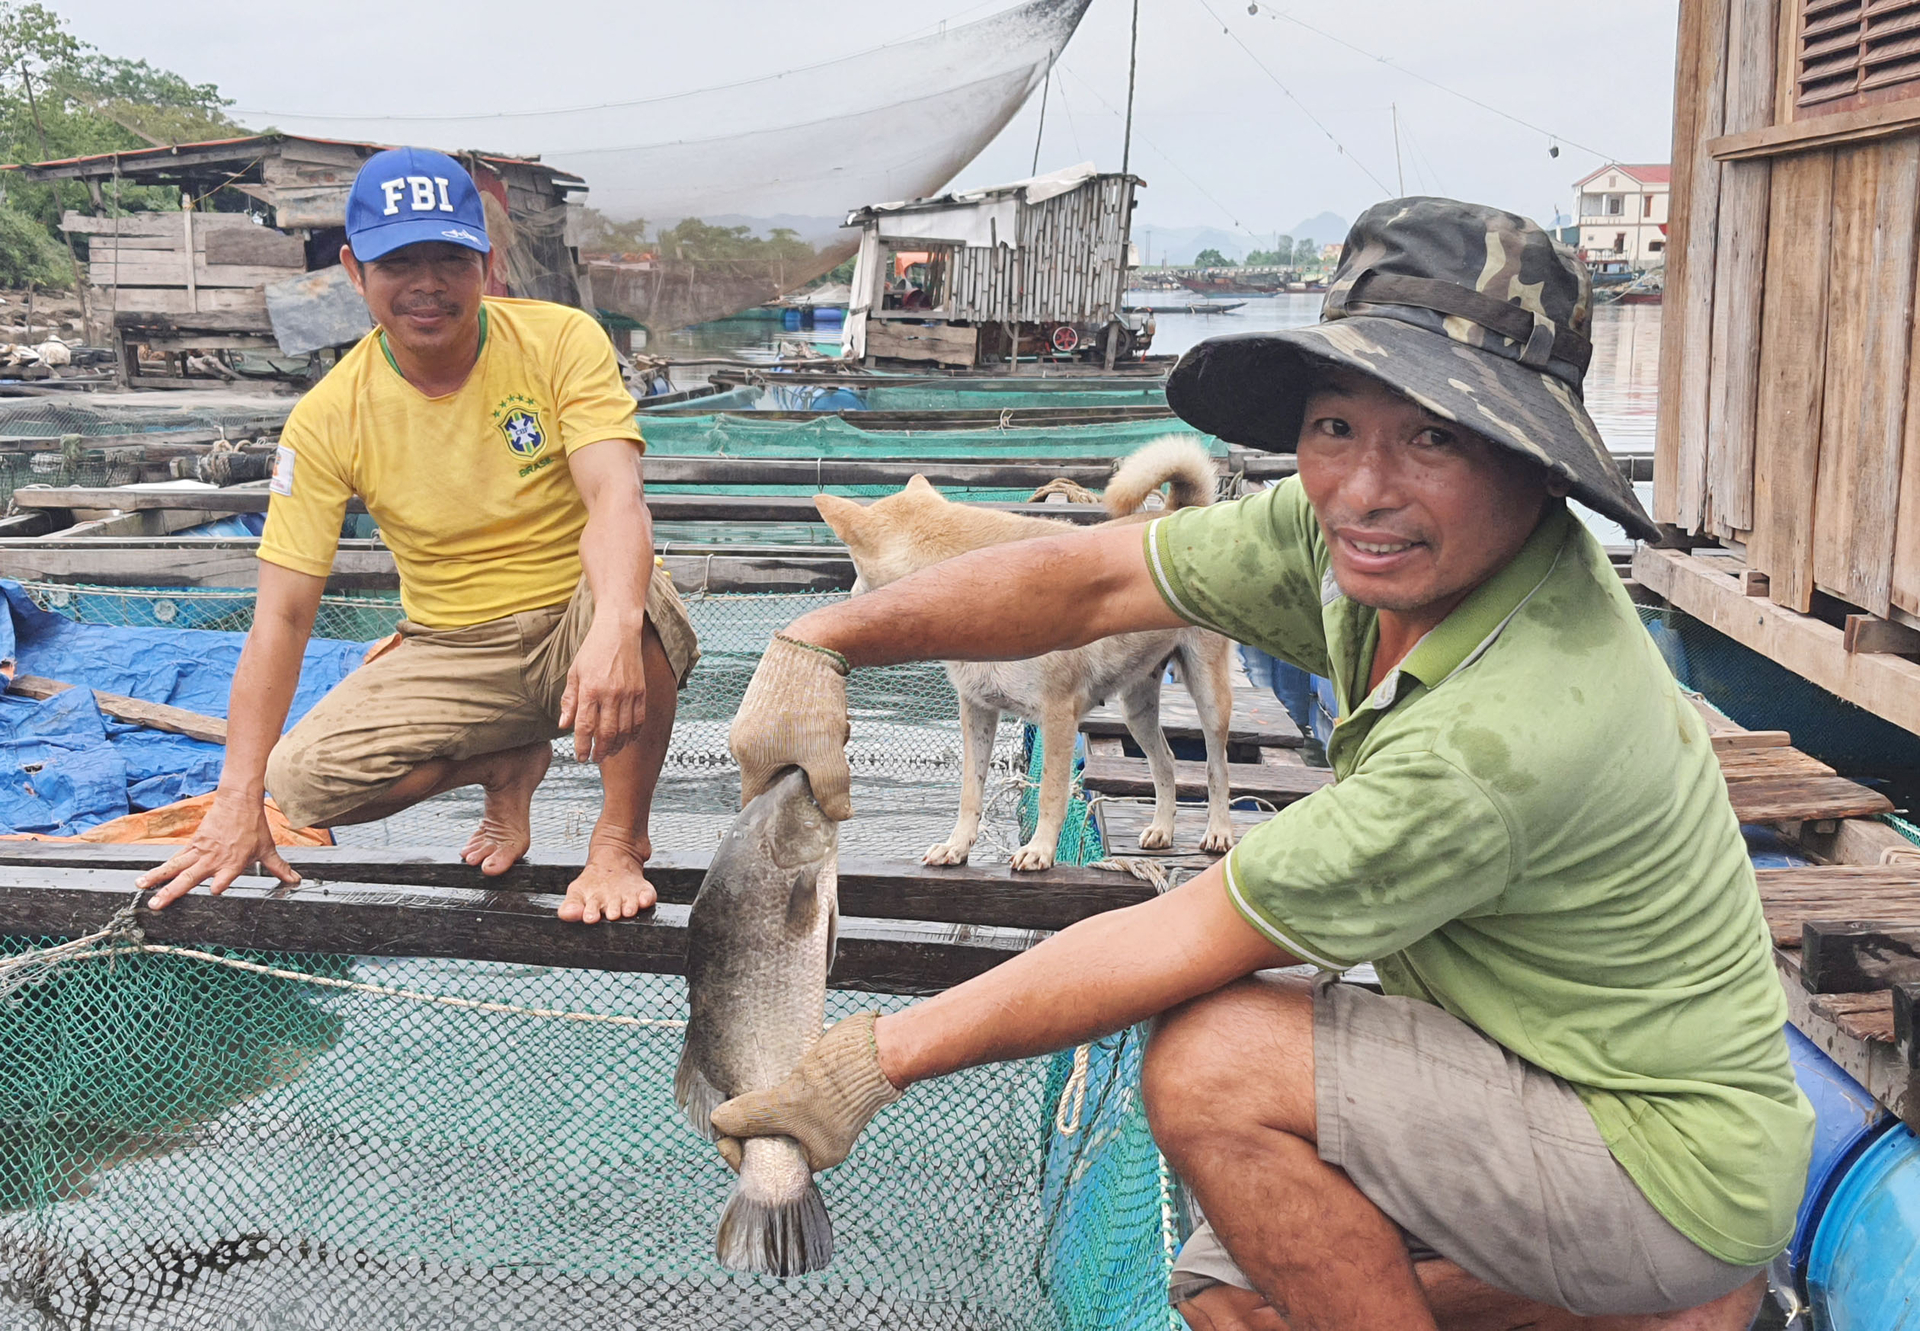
[{"left": 0, "top": 582, "right": 368, "bottom": 835}]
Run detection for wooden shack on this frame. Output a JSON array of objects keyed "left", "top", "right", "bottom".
[
  {"left": 843, "top": 163, "right": 1144, "bottom": 368},
  {"left": 7, "top": 134, "right": 587, "bottom": 386},
  {"left": 1644, "top": 0, "right": 1920, "bottom": 736}
]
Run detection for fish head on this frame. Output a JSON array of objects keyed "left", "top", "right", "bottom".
[{"left": 749, "top": 766, "right": 837, "bottom": 870}]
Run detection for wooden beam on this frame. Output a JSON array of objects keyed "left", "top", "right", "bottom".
[
  {"left": 0, "top": 863, "right": 1041, "bottom": 995},
  {"left": 1845, "top": 613, "right": 1920, "bottom": 655},
  {"left": 5, "top": 675, "right": 228, "bottom": 744},
  {"left": 1711, "top": 729, "right": 1792, "bottom": 751},
  {"left": 1724, "top": 774, "right": 1893, "bottom": 823},
  {"left": 1757, "top": 866, "right": 1920, "bottom": 945},
  {"left": 1778, "top": 947, "right": 1920, "bottom": 1126},
  {"left": 0, "top": 537, "right": 857, "bottom": 595},
  {"left": 1802, "top": 920, "right": 1920, "bottom": 994},
  {"left": 1895, "top": 982, "right": 1919, "bottom": 1068},
  {"left": 1079, "top": 754, "right": 1331, "bottom": 804},
  {"left": 1079, "top": 684, "right": 1303, "bottom": 748},
  {"left": 8, "top": 489, "right": 1113, "bottom": 526},
  {"left": 0, "top": 844, "right": 1152, "bottom": 934},
  {"left": 1634, "top": 546, "right": 1920, "bottom": 736},
  {"left": 1709, "top": 99, "right": 1920, "bottom": 162}
]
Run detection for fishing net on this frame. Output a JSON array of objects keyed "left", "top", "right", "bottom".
[
  {"left": 0, "top": 582, "right": 1184, "bottom": 1330},
  {"left": 638, "top": 413, "right": 1216, "bottom": 467}
]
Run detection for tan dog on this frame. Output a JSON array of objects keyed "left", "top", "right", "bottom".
[{"left": 814, "top": 437, "right": 1237, "bottom": 871}]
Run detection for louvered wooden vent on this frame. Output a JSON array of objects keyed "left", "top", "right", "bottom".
[{"left": 1799, "top": 0, "right": 1920, "bottom": 108}]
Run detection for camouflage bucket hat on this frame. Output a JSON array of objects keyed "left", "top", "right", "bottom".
[{"left": 1165, "top": 197, "right": 1658, "bottom": 542}]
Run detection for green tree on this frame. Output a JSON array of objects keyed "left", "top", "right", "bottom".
[
  {"left": 1193, "top": 247, "right": 1234, "bottom": 268},
  {"left": 574, "top": 207, "right": 650, "bottom": 253},
  {"left": 654, "top": 218, "right": 816, "bottom": 263},
  {"left": 1293, "top": 237, "right": 1319, "bottom": 268}
]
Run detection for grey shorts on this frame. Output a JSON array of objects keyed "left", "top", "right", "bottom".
[{"left": 1168, "top": 974, "right": 1762, "bottom": 1318}]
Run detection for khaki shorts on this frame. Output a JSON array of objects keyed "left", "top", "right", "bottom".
[
  {"left": 267, "top": 564, "right": 699, "bottom": 828},
  {"left": 1168, "top": 974, "right": 1761, "bottom": 1318}
]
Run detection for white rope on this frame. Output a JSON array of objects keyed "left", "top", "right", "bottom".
[
  {"left": 1053, "top": 1042, "right": 1091, "bottom": 1135},
  {"left": 2, "top": 938, "right": 687, "bottom": 1030},
  {"left": 0, "top": 889, "right": 144, "bottom": 997}
]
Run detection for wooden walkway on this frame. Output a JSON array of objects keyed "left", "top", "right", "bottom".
[{"left": 0, "top": 844, "right": 1155, "bottom": 996}]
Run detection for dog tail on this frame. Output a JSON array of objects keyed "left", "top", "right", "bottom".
[{"left": 1104, "top": 436, "right": 1220, "bottom": 517}]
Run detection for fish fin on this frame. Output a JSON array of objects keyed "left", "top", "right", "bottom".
[
  {"left": 825, "top": 894, "right": 839, "bottom": 977},
  {"left": 715, "top": 1173, "right": 834, "bottom": 1277},
  {"left": 784, "top": 865, "right": 820, "bottom": 934},
  {"left": 673, "top": 1042, "right": 727, "bottom": 1142}
]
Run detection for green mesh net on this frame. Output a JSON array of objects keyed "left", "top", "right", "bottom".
[
  {"left": 635, "top": 413, "right": 1219, "bottom": 465},
  {"left": 0, "top": 583, "right": 1182, "bottom": 1329}
]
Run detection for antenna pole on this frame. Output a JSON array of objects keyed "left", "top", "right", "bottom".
[
  {"left": 1121, "top": 0, "right": 1140, "bottom": 178},
  {"left": 1392, "top": 102, "right": 1405, "bottom": 196},
  {"left": 1032, "top": 61, "right": 1052, "bottom": 175}
]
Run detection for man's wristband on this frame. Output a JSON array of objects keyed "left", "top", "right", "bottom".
[{"left": 774, "top": 631, "right": 851, "bottom": 677}]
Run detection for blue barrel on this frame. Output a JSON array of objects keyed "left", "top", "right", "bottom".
[
  {"left": 1805, "top": 1123, "right": 1920, "bottom": 1328},
  {"left": 1785, "top": 1024, "right": 1888, "bottom": 1279}
]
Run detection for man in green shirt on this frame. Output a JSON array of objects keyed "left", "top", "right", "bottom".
[{"left": 716, "top": 199, "right": 1813, "bottom": 1329}]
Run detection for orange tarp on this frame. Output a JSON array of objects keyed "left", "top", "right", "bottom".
[{"left": 0, "top": 793, "right": 332, "bottom": 846}]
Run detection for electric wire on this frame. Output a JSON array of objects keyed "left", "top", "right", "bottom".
[
  {"left": 1191, "top": 0, "right": 1394, "bottom": 195},
  {"left": 1242, "top": 2, "right": 1621, "bottom": 163}
]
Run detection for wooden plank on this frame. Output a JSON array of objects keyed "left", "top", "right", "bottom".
[
  {"left": 1635, "top": 546, "right": 1920, "bottom": 736},
  {"left": 1803, "top": 920, "right": 1920, "bottom": 993},
  {"left": 1811, "top": 988, "right": 1898, "bottom": 1044},
  {"left": 1710, "top": 99, "right": 1920, "bottom": 161},
  {"left": 61, "top": 210, "right": 255, "bottom": 238},
  {"left": 1655, "top": 0, "right": 1712, "bottom": 522},
  {"left": 202, "top": 226, "right": 305, "bottom": 268},
  {"left": 1711, "top": 729, "right": 1793, "bottom": 750},
  {"left": 1726, "top": 774, "right": 1893, "bottom": 822},
  {"left": 89, "top": 259, "right": 308, "bottom": 289},
  {"left": 1673, "top": 0, "right": 1737, "bottom": 530},
  {"left": 99, "top": 287, "right": 267, "bottom": 318},
  {"left": 1845, "top": 613, "right": 1920, "bottom": 654},
  {"left": 1079, "top": 683, "right": 1303, "bottom": 748},
  {"left": 0, "top": 865, "right": 1037, "bottom": 996},
  {"left": 1749, "top": 150, "right": 1832, "bottom": 609},
  {"left": 865, "top": 321, "right": 979, "bottom": 368},
  {"left": 1778, "top": 948, "right": 1920, "bottom": 1124},
  {"left": 1758, "top": 866, "right": 1920, "bottom": 945},
  {"left": 1078, "top": 754, "right": 1331, "bottom": 804},
  {"left": 5, "top": 674, "right": 228, "bottom": 744},
  {"left": 8, "top": 489, "right": 1114, "bottom": 527},
  {"left": 1715, "top": 745, "right": 1834, "bottom": 778},
  {"left": 1895, "top": 982, "right": 1919, "bottom": 1067},
  {"left": 0, "top": 536, "right": 857, "bottom": 595},
  {"left": 0, "top": 844, "right": 1152, "bottom": 935},
  {"left": 1704, "top": 0, "right": 1780, "bottom": 534},
  {"left": 1812, "top": 138, "right": 1920, "bottom": 616}
]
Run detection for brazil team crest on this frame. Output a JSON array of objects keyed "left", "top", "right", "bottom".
[{"left": 493, "top": 393, "right": 549, "bottom": 461}]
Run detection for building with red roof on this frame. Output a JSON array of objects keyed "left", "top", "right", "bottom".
[{"left": 1572, "top": 164, "right": 1671, "bottom": 267}]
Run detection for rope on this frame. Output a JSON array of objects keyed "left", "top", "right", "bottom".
[
  {"left": 1053, "top": 1042, "right": 1091, "bottom": 1135},
  {"left": 0, "top": 932, "right": 686, "bottom": 1029},
  {"left": 0, "top": 888, "right": 144, "bottom": 998}
]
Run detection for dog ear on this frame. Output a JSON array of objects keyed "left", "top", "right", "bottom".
[
  {"left": 813, "top": 492, "right": 861, "bottom": 535},
  {"left": 905, "top": 474, "right": 937, "bottom": 493}
]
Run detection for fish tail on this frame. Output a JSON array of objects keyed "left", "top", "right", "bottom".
[{"left": 715, "top": 1141, "right": 834, "bottom": 1277}]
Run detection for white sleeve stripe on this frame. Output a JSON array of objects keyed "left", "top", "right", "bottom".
[
  {"left": 1144, "top": 516, "right": 1230, "bottom": 634},
  {"left": 1223, "top": 849, "right": 1347, "bottom": 970}
]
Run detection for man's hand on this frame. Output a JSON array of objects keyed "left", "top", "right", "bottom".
[
  {"left": 710, "top": 1012, "right": 904, "bottom": 1172},
  {"left": 560, "top": 617, "right": 647, "bottom": 763},
  {"left": 136, "top": 789, "right": 300, "bottom": 908},
  {"left": 728, "top": 632, "right": 853, "bottom": 820}
]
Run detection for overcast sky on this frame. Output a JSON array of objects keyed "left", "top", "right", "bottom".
[{"left": 59, "top": 0, "right": 1680, "bottom": 245}]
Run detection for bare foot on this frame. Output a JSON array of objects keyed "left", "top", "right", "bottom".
[
  {"left": 560, "top": 832, "right": 657, "bottom": 924},
  {"left": 460, "top": 740, "right": 552, "bottom": 875}
]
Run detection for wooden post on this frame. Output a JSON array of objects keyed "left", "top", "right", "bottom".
[{"left": 182, "top": 207, "right": 198, "bottom": 315}]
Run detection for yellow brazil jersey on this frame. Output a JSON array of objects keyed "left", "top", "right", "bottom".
[{"left": 259, "top": 297, "right": 641, "bottom": 628}]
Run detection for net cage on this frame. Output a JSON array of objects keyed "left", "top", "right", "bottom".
[{"left": 0, "top": 583, "right": 1183, "bottom": 1330}]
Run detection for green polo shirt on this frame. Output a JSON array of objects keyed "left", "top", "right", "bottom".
[{"left": 1145, "top": 480, "right": 1813, "bottom": 1267}]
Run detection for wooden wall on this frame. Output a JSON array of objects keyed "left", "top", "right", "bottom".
[{"left": 1658, "top": 0, "right": 1920, "bottom": 621}]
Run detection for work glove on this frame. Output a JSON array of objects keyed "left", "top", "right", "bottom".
[
  {"left": 710, "top": 1011, "right": 904, "bottom": 1173},
  {"left": 729, "top": 631, "right": 854, "bottom": 821}
]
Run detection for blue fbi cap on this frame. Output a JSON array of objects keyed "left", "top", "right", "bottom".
[{"left": 345, "top": 146, "right": 491, "bottom": 262}]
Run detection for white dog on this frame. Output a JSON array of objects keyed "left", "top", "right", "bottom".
[{"left": 813, "top": 437, "right": 1237, "bottom": 871}]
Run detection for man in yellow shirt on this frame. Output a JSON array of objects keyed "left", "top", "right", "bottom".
[{"left": 137, "top": 147, "right": 698, "bottom": 922}]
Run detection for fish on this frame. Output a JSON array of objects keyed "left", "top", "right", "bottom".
[{"left": 674, "top": 765, "right": 840, "bottom": 1277}]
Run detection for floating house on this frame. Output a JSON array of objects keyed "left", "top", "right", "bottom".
[
  {"left": 843, "top": 163, "right": 1148, "bottom": 368},
  {"left": 7, "top": 134, "right": 587, "bottom": 384}
]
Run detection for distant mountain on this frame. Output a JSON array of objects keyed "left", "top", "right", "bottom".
[
  {"left": 1135, "top": 225, "right": 1257, "bottom": 266},
  {"left": 1285, "top": 212, "right": 1350, "bottom": 247}
]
